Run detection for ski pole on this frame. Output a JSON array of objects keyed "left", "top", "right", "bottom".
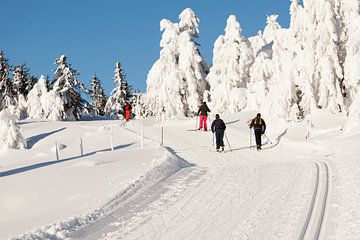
[
  {"left": 264, "top": 133, "right": 273, "bottom": 145},
  {"left": 249, "top": 128, "right": 252, "bottom": 149},
  {"left": 212, "top": 131, "right": 215, "bottom": 146},
  {"left": 195, "top": 115, "right": 198, "bottom": 130},
  {"left": 224, "top": 132, "right": 232, "bottom": 152}
]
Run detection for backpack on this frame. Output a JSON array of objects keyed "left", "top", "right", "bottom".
[{"left": 252, "top": 117, "right": 263, "bottom": 128}]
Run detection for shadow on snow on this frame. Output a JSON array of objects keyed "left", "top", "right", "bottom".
[
  {"left": 26, "top": 127, "right": 67, "bottom": 149},
  {"left": 0, "top": 142, "right": 135, "bottom": 178}
]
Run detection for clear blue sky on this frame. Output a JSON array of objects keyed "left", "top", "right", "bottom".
[{"left": 1, "top": 1, "right": 290, "bottom": 95}]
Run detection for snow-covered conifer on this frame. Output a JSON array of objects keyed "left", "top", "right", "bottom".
[
  {"left": 131, "top": 92, "right": 148, "bottom": 118},
  {"left": 207, "top": 15, "right": 254, "bottom": 114},
  {"left": 0, "top": 106, "right": 26, "bottom": 149},
  {"left": 27, "top": 75, "right": 65, "bottom": 120},
  {"left": 145, "top": 8, "right": 209, "bottom": 119},
  {"left": 51, "top": 55, "right": 87, "bottom": 120},
  {"left": 343, "top": 0, "right": 360, "bottom": 117},
  {"left": 12, "top": 64, "right": 36, "bottom": 97},
  {"left": 0, "top": 51, "right": 16, "bottom": 110},
  {"left": 105, "top": 62, "right": 131, "bottom": 118},
  {"left": 90, "top": 73, "right": 106, "bottom": 116}
]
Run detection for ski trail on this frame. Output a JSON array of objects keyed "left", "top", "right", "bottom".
[
  {"left": 68, "top": 119, "right": 332, "bottom": 240},
  {"left": 299, "top": 161, "right": 331, "bottom": 240}
]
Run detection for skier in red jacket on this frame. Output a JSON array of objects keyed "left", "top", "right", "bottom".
[{"left": 124, "top": 102, "right": 132, "bottom": 121}]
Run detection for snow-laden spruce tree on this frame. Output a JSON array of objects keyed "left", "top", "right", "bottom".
[
  {"left": 342, "top": 0, "right": 360, "bottom": 117},
  {"left": 51, "top": 55, "right": 88, "bottom": 120},
  {"left": 27, "top": 75, "right": 65, "bottom": 120},
  {"left": 247, "top": 42, "right": 273, "bottom": 110},
  {"left": 131, "top": 92, "right": 149, "bottom": 118},
  {"left": 145, "top": 19, "right": 184, "bottom": 119},
  {"left": 261, "top": 37, "right": 301, "bottom": 121},
  {"left": 145, "top": 8, "right": 209, "bottom": 119},
  {"left": 0, "top": 51, "right": 16, "bottom": 110},
  {"left": 0, "top": 106, "right": 26, "bottom": 149},
  {"left": 246, "top": 15, "right": 301, "bottom": 121},
  {"left": 177, "top": 8, "right": 209, "bottom": 114},
  {"left": 12, "top": 64, "right": 36, "bottom": 119},
  {"left": 207, "top": 15, "right": 254, "bottom": 114},
  {"left": 90, "top": 73, "right": 106, "bottom": 116},
  {"left": 246, "top": 16, "right": 282, "bottom": 112},
  {"left": 105, "top": 62, "right": 131, "bottom": 118},
  {"left": 253, "top": 1, "right": 347, "bottom": 121},
  {"left": 288, "top": 0, "right": 344, "bottom": 115},
  {"left": 12, "top": 64, "right": 36, "bottom": 98}
]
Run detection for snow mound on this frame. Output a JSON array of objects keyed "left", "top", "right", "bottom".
[{"left": 14, "top": 147, "right": 192, "bottom": 240}]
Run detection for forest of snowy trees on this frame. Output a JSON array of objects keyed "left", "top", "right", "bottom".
[
  {"left": 145, "top": 1, "right": 360, "bottom": 121},
  {"left": 2, "top": 0, "right": 360, "bottom": 148},
  {"left": 0, "top": 52, "right": 133, "bottom": 121},
  {"left": 0, "top": 51, "right": 133, "bottom": 148}
]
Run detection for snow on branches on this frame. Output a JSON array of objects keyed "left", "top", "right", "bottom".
[
  {"left": 0, "top": 106, "right": 26, "bottom": 150},
  {"left": 145, "top": 8, "right": 209, "bottom": 119}
]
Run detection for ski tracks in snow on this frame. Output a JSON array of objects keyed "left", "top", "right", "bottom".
[
  {"left": 70, "top": 121, "right": 334, "bottom": 240},
  {"left": 300, "top": 160, "right": 331, "bottom": 240}
]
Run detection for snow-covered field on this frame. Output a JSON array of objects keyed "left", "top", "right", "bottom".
[{"left": 1, "top": 112, "right": 360, "bottom": 239}]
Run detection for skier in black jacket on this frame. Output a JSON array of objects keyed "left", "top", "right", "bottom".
[
  {"left": 249, "top": 113, "right": 266, "bottom": 150},
  {"left": 211, "top": 114, "right": 226, "bottom": 152}
]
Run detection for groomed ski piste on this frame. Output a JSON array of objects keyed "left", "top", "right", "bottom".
[{"left": 1, "top": 111, "right": 360, "bottom": 239}]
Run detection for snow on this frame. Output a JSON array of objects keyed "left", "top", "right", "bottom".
[
  {"left": 2, "top": 2, "right": 360, "bottom": 239},
  {"left": 1, "top": 111, "right": 360, "bottom": 239}
]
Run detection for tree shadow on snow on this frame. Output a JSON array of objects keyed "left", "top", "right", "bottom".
[
  {"left": 262, "top": 129, "right": 287, "bottom": 150},
  {"left": 26, "top": 127, "right": 67, "bottom": 149},
  {"left": 0, "top": 142, "right": 135, "bottom": 178},
  {"left": 232, "top": 129, "right": 288, "bottom": 151}
]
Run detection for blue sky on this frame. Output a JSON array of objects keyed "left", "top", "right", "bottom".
[{"left": 1, "top": 1, "right": 290, "bottom": 95}]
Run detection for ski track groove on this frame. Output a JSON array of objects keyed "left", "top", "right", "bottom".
[
  {"left": 300, "top": 160, "right": 330, "bottom": 240},
  {"left": 67, "top": 121, "right": 331, "bottom": 240}
]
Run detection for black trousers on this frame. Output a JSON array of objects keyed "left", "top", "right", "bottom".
[
  {"left": 215, "top": 129, "right": 225, "bottom": 149},
  {"left": 254, "top": 128, "right": 262, "bottom": 147}
]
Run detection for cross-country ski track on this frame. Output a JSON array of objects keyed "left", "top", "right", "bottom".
[{"left": 68, "top": 115, "right": 336, "bottom": 240}]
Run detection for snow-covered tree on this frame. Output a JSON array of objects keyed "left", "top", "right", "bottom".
[
  {"left": 207, "top": 15, "right": 254, "bottom": 114},
  {"left": 27, "top": 75, "right": 65, "bottom": 120},
  {"left": 244, "top": 1, "right": 348, "bottom": 121},
  {"left": 0, "top": 106, "right": 26, "bottom": 149},
  {"left": 0, "top": 51, "right": 16, "bottom": 110},
  {"left": 342, "top": 0, "right": 360, "bottom": 117},
  {"left": 90, "top": 73, "right": 106, "bottom": 116},
  {"left": 145, "top": 8, "right": 209, "bottom": 119},
  {"left": 131, "top": 92, "right": 150, "bottom": 118},
  {"left": 12, "top": 64, "right": 36, "bottom": 98},
  {"left": 105, "top": 62, "right": 131, "bottom": 118},
  {"left": 51, "top": 55, "right": 88, "bottom": 120}
]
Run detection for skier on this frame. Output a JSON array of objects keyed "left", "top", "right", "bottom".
[
  {"left": 249, "top": 113, "right": 266, "bottom": 150},
  {"left": 123, "top": 102, "right": 132, "bottom": 121},
  {"left": 211, "top": 114, "right": 226, "bottom": 152},
  {"left": 197, "top": 102, "right": 211, "bottom": 131}
]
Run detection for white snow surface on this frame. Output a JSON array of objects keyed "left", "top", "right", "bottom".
[{"left": 0, "top": 112, "right": 360, "bottom": 239}]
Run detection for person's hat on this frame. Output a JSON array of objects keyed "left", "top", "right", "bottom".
[{"left": 215, "top": 114, "right": 220, "bottom": 119}]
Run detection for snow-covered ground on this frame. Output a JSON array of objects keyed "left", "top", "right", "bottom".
[{"left": 1, "top": 112, "right": 360, "bottom": 239}]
